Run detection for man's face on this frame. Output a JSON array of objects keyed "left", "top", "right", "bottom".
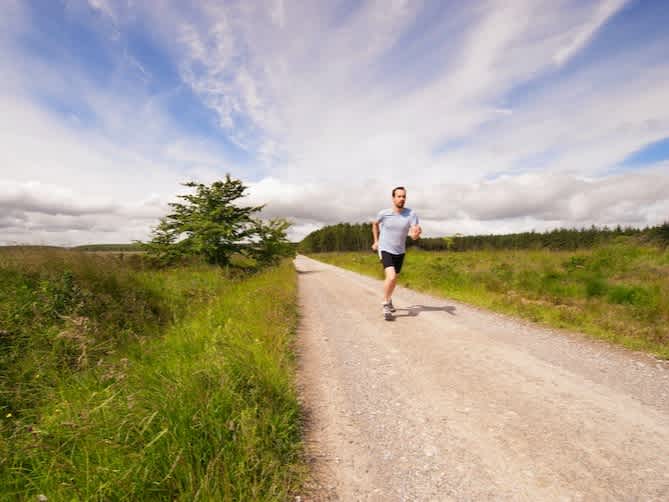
[{"left": 393, "top": 189, "right": 406, "bottom": 208}]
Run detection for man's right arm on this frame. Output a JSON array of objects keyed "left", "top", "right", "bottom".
[{"left": 371, "top": 221, "right": 380, "bottom": 251}]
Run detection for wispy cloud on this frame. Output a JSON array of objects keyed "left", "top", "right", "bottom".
[
  {"left": 156, "top": 0, "right": 662, "bottom": 183},
  {"left": 1, "top": 0, "right": 668, "bottom": 245},
  {"left": 553, "top": 0, "right": 629, "bottom": 66}
]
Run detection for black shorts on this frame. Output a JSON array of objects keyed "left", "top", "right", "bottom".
[{"left": 380, "top": 251, "right": 405, "bottom": 273}]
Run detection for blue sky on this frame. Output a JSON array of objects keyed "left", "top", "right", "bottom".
[{"left": 1, "top": 0, "right": 668, "bottom": 244}]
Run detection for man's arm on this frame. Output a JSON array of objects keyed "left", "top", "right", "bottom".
[
  {"left": 409, "top": 212, "right": 421, "bottom": 240},
  {"left": 372, "top": 221, "right": 380, "bottom": 251}
]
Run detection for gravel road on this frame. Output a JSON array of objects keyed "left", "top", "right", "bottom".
[{"left": 294, "top": 255, "right": 669, "bottom": 501}]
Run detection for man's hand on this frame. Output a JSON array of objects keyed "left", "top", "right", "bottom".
[
  {"left": 409, "top": 225, "right": 422, "bottom": 240},
  {"left": 371, "top": 241, "right": 379, "bottom": 251}
]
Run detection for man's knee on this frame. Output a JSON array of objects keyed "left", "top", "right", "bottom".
[{"left": 384, "top": 266, "right": 397, "bottom": 281}]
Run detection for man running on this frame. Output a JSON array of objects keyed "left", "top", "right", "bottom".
[{"left": 371, "top": 186, "right": 421, "bottom": 320}]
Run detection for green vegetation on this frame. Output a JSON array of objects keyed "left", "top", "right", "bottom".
[
  {"left": 143, "top": 176, "right": 293, "bottom": 267},
  {"left": 310, "top": 243, "right": 669, "bottom": 358},
  {"left": 298, "top": 222, "right": 374, "bottom": 253},
  {"left": 299, "top": 222, "right": 669, "bottom": 253},
  {"left": 72, "top": 243, "right": 144, "bottom": 252},
  {"left": 1, "top": 247, "right": 304, "bottom": 500}
]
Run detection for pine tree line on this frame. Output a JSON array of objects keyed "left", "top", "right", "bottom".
[
  {"left": 298, "top": 223, "right": 373, "bottom": 253},
  {"left": 299, "top": 222, "right": 669, "bottom": 253}
]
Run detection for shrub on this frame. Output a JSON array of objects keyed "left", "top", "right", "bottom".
[
  {"left": 585, "top": 276, "right": 608, "bottom": 298},
  {"left": 607, "top": 284, "right": 651, "bottom": 306}
]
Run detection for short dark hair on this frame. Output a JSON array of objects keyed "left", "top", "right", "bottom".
[{"left": 392, "top": 186, "right": 406, "bottom": 197}]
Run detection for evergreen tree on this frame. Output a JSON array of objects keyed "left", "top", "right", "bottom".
[{"left": 143, "top": 175, "right": 292, "bottom": 267}]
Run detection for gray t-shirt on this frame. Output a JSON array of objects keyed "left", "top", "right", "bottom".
[{"left": 375, "top": 207, "right": 419, "bottom": 255}]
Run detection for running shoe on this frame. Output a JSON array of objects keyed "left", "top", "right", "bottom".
[
  {"left": 388, "top": 299, "right": 396, "bottom": 312},
  {"left": 383, "top": 302, "right": 393, "bottom": 320}
]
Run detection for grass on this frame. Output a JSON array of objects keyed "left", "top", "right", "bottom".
[
  {"left": 1, "top": 247, "right": 305, "bottom": 500},
  {"left": 309, "top": 243, "right": 669, "bottom": 359}
]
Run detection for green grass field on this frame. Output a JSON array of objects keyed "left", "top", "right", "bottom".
[
  {"left": 0, "top": 247, "right": 305, "bottom": 500},
  {"left": 310, "top": 243, "right": 669, "bottom": 359}
]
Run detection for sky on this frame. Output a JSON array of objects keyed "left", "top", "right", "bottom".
[{"left": 1, "top": 0, "right": 668, "bottom": 245}]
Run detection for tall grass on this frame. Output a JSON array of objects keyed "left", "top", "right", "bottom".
[
  {"left": 1, "top": 247, "right": 304, "bottom": 500},
  {"left": 310, "top": 243, "right": 669, "bottom": 358}
]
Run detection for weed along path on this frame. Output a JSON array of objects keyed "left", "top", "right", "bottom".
[{"left": 294, "top": 255, "right": 669, "bottom": 501}]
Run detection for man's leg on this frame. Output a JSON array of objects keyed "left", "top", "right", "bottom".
[
  {"left": 384, "top": 253, "right": 403, "bottom": 308},
  {"left": 380, "top": 252, "right": 400, "bottom": 319},
  {"left": 383, "top": 266, "right": 397, "bottom": 303},
  {"left": 382, "top": 266, "right": 397, "bottom": 320}
]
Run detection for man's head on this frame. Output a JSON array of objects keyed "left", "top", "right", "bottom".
[{"left": 392, "top": 186, "right": 406, "bottom": 209}]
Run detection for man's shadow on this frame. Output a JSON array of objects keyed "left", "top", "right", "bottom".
[
  {"left": 392, "top": 304, "right": 457, "bottom": 318},
  {"left": 296, "top": 269, "right": 320, "bottom": 275}
]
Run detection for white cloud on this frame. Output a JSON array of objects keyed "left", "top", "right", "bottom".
[
  {"left": 0, "top": 181, "right": 118, "bottom": 216},
  {"left": 0, "top": 37, "right": 240, "bottom": 245},
  {"left": 87, "top": 0, "right": 115, "bottom": 19},
  {"left": 153, "top": 0, "right": 666, "bottom": 187},
  {"left": 553, "top": 0, "right": 629, "bottom": 66},
  {"left": 269, "top": 0, "right": 285, "bottom": 29},
  {"left": 1, "top": 0, "right": 668, "bottom": 244},
  {"left": 245, "top": 163, "right": 669, "bottom": 239}
]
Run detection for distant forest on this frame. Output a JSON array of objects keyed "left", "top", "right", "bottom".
[
  {"left": 298, "top": 222, "right": 669, "bottom": 253},
  {"left": 72, "top": 243, "right": 144, "bottom": 252}
]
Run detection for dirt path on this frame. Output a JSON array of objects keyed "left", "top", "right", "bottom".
[{"left": 295, "top": 255, "right": 669, "bottom": 501}]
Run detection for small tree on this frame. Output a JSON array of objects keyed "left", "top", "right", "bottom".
[
  {"left": 143, "top": 175, "right": 293, "bottom": 267},
  {"left": 247, "top": 218, "right": 295, "bottom": 266}
]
